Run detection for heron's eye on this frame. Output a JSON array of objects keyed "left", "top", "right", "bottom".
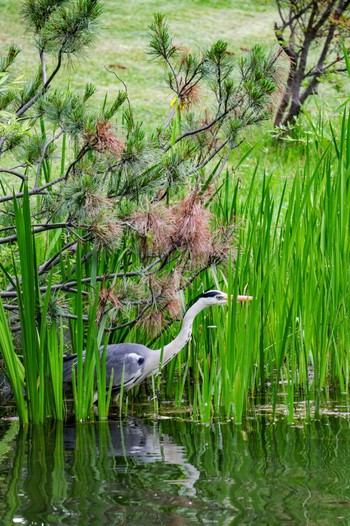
[{"left": 216, "top": 295, "right": 224, "bottom": 301}]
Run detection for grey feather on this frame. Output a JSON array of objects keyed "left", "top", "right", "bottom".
[
  {"left": 105, "top": 343, "right": 150, "bottom": 389},
  {"left": 63, "top": 343, "right": 152, "bottom": 392}
]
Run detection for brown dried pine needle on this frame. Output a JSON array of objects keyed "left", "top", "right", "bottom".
[
  {"left": 129, "top": 207, "right": 175, "bottom": 254},
  {"left": 171, "top": 194, "right": 212, "bottom": 257},
  {"left": 87, "top": 119, "right": 125, "bottom": 156}
]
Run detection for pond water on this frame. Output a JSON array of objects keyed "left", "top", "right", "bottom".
[{"left": 1, "top": 406, "right": 350, "bottom": 525}]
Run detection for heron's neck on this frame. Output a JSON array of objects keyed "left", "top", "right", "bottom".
[{"left": 157, "top": 301, "right": 206, "bottom": 366}]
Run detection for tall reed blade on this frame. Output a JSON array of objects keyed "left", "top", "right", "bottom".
[
  {"left": 0, "top": 298, "right": 28, "bottom": 423},
  {"left": 13, "top": 184, "right": 44, "bottom": 423}
]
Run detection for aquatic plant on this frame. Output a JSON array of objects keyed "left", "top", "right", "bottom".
[{"left": 159, "top": 105, "right": 350, "bottom": 423}]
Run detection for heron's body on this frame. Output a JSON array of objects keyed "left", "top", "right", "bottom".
[
  {"left": 63, "top": 290, "right": 252, "bottom": 394},
  {"left": 63, "top": 343, "right": 151, "bottom": 391}
]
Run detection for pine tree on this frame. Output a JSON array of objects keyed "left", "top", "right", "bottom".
[{"left": 0, "top": 3, "right": 278, "bottom": 335}]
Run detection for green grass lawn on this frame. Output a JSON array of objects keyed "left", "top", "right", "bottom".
[
  {"left": 0, "top": 0, "right": 276, "bottom": 122},
  {"left": 0, "top": 0, "right": 346, "bottom": 176}
]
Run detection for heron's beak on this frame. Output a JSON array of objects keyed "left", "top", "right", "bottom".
[
  {"left": 223, "top": 294, "right": 253, "bottom": 303},
  {"left": 236, "top": 295, "right": 253, "bottom": 302}
]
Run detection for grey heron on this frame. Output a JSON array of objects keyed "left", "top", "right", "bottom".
[{"left": 63, "top": 290, "right": 252, "bottom": 394}]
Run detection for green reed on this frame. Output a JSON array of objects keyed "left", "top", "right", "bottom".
[
  {"left": 0, "top": 188, "right": 110, "bottom": 423},
  {"left": 0, "top": 298, "right": 27, "bottom": 422},
  {"left": 70, "top": 247, "right": 114, "bottom": 421},
  {"left": 0, "top": 185, "right": 65, "bottom": 423},
  {"left": 14, "top": 187, "right": 65, "bottom": 422},
  {"left": 180, "top": 106, "right": 350, "bottom": 422}
]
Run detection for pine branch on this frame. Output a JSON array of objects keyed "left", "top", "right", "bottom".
[
  {"left": 0, "top": 175, "right": 65, "bottom": 204},
  {"left": 0, "top": 222, "right": 75, "bottom": 245},
  {"left": 0, "top": 168, "right": 27, "bottom": 181}
]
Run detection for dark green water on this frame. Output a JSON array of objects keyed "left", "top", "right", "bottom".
[{"left": 1, "top": 409, "right": 350, "bottom": 525}]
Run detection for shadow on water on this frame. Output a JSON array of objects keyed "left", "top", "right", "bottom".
[{"left": 1, "top": 411, "right": 350, "bottom": 525}]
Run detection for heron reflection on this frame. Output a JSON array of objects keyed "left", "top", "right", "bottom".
[{"left": 64, "top": 418, "right": 200, "bottom": 495}]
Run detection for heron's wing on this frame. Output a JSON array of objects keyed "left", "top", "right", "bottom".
[
  {"left": 63, "top": 354, "right": 77, "bottom": 383},
  {"left": 104, "top": 344, "right": 147, "bottom": 390}
]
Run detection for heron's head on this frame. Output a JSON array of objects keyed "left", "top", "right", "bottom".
[{"left": 199, "top": 290, "right": 253, "bottom": 306}]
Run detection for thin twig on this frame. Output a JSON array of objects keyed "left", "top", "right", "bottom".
[
  {"left": 0, "top": 168, "right": 27, "bottom": 181},
  {"left": 49, "top": 266, "right": 162, "bottom": 292},
  {"left": 187, "top": 139, "right": 229, "bottom": 177},
  {"left": 10, "top": 312, "right": 89, "bottom": 332},
  {"left": 38, "top": 241, "right": 77, "bottom": 275},
  {"left": 0, "top": 222, "right": 74, "bottom": 245},
  {"left": 64, "top": 143, "right": 91, "bottom": 180},
  {"left": 0, "top": 175, "right": 65, "bottom": 204},
  {"left": 3, "top": 304, "right": 19, "bottom": 311},
  {"left": 5, "top": 239, "right": 79, "bottom": 293},
  {"left": 104, "top": 66, "right": 131, "bottom": 113},
  {"left": 105, "top": 304, "right": 151, "bottom": 332},
  {"left": 163, "top": 99, "right": 243, "bottom": 152},
  {"left": 0, "top": 253, "right": 171, "bottom": 299},
  {"left": 15, "top": 49, "right": 63, "bottom": 118}
]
